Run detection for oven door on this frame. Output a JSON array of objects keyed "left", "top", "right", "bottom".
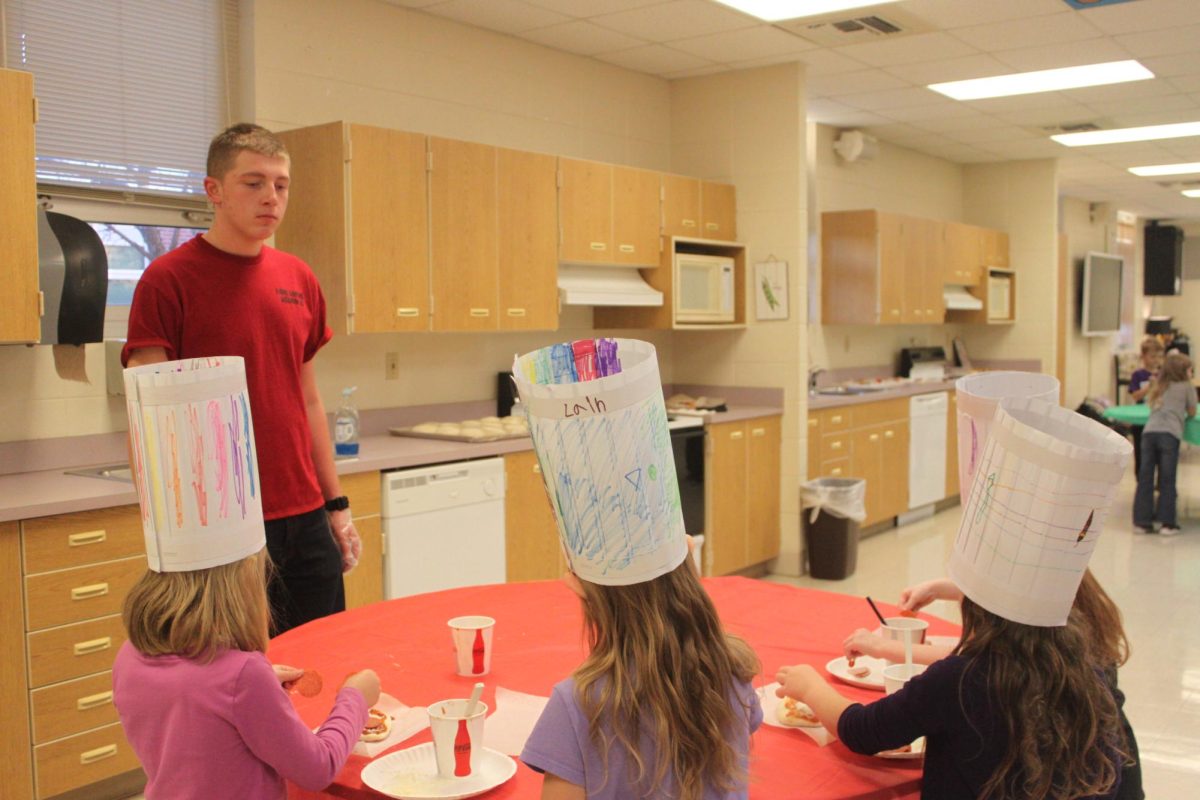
[{"left": 670, "top": 426, "right": 706, "bottom": 536}]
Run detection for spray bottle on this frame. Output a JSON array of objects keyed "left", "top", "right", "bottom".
[{"left": 334, "top": 386, "right": 360, "bottom": 457}]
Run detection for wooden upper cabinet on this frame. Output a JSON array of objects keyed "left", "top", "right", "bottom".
[
  {"left": 0, "top": 69, "right": 40, "bottom": 344},
  {"left": 611, "top": 165, "right": 660, "bottom": 267},
  {"left": 559, "top": 158, "right": 613, "bottom": 263},
  {"left": 429, "top": 137, "right": 498, "bottom": 332},
  {"left": 920, "top": 217, "right": 945, "bottom": 324},
  {"left": 662, "top": 174, "right": 700, "bottom": 238},
  {"left": 700, "top": 181, "right": 736, "bottom": 240},
  {"left": 497, "top": 148, "right": 558, "bottom": 331},
  {"left": 981, "top": 227, "right": 1009, "bottom": 268},
  {"left": 876, "top": 212, "right": 905, "bottom": 324},
  {"left": 944, "top": 221, "right": 982, "bottom": 286},
  {"left": 276, "top": 123, "right": 429, "bottom": 334}
]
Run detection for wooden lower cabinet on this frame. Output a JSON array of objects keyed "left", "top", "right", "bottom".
[
  {"left": 707, "top": 416, "right": 781, "bottom": 575},
  {"left": 342, "top": 470, "right": 383, "bottom": 611},
  {"left": 504, "top": 451, "right": 563, "bottom": 582},
  {"left": 34, "top": 722, "right": 141, "bottom": 799}
]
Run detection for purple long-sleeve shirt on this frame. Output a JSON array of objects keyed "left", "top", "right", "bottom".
[{"left": 113, "top": 642, "right": 367, "bottom": 799}]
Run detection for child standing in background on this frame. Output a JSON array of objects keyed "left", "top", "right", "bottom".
[
  {"left": 1128, "top": 337, "right": 1165, "bottom": 475},
  {"left": 1133, "top": 352, "right": 1196, "bottom": 535}
]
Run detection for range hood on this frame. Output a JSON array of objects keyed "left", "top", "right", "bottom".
[
  {"left": 557, "top": 264, "right": 663, "bottom": 307},
  {"left": 943, "top": 285, "right": 983, "bottom": 311}
]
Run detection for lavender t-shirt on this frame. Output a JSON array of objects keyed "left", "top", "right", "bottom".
[{"left": 521, "top": 677, "right": 762, "bottom": 799}]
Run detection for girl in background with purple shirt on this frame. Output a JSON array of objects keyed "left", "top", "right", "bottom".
[
  {"left": 521, "top": 546, "right": 762, "bottom": 800},
  {"left": 113, "top": 550, "right": 380, "bottom": 799}
]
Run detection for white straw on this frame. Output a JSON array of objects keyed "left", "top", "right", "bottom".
[{"left": 465, "top": 682, "right": 484, "bottom": 717}]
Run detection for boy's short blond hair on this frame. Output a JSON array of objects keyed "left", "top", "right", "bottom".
[
  {"left": 1140, "top": 336, "right": 1165, "bottom": 356},
  {"left": 122, "top": 550, "right": 271, "bottom": 662},
  {"left": 207, "top": 123, "right": 289, "bottom": 180}
]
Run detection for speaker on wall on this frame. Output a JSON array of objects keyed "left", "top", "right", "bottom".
[{"left": 1144, "top": 223, "right": 1183, "bottom": 296}]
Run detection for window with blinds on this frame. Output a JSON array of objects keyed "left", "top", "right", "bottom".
[{"left": 3, "top": 0, "right": 238, "bottom": 197}]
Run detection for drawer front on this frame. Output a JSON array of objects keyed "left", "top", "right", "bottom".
[
  {"left": 25, "top": 556, "right": 145, "bottom": 631},
  {"left": 819, "top": 433, "right": 850, "bottom": 463},
  {"left": 28, "top": 615, "right": 127, "bottom": 689},
  {"left": 35, "top": 721, "right": 141, "bottom": 799},
  {"left": 818, "top": 457, "right": 851, "bottom": 478},
  {"left": 851, "top": 397, "right": 909, "bottom": 428},
  {"left": 343, "top": 470, "right": 382, "bottom": 518},
  {"left": 31, "top": 672, "right": 118, "bottom": 745},
  {"left": 23, "top": 505, "right": 143, "bottom": 575},
  {"left": 818, "top": 408, "right": 851, "bottom": 432}
]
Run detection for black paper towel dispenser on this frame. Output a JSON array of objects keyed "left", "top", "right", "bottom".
[{"left": 38, "top": 209, "right": 108, "bottom": 345}]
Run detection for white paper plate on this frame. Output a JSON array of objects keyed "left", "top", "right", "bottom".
[
  {"left": 361, "top": 743, "right": 517, "bottom": 800},
  {"left": 757, "top": 683, "right": 822, "bottom": 729},
  {"left": 825, "top": 655, "right": 887, "bottom": 690},
  {"left": 877, "top": 736, "right": 925, "bottom": 760}
]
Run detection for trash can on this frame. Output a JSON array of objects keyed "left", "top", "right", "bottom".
[{"left": 801, "top": 477, "right": 867, "bottom": 580}]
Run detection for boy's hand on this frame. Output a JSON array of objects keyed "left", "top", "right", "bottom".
[
  {"left": 843, "top": 628, "right": 884, "bottom": 661},
  {"left": 775, "top": 663, "right": 820, "bottom": 701}
]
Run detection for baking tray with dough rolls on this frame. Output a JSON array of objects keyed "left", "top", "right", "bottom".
[{"left": 388, "top": 415, "right": 530, "bottom": 443}]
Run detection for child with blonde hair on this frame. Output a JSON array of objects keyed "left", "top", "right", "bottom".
[{"left": 1133, "top": 351, "right": 1196, "bottom": 535}]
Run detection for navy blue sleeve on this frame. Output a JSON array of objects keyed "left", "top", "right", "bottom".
[{"left": 837, "top": 657, "right": 961, "bottom": 755}]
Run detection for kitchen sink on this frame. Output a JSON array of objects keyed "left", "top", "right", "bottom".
[
  {"left": 812, "top": 385, "right": 886, "bottom": 396},
  {"left": 64, "top": 463, "right": 134, "bottom": 483}
]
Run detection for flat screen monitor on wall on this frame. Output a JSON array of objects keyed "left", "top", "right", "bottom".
[{"left": 1081, "top": 252, "right": 1124, "bottom": 337}]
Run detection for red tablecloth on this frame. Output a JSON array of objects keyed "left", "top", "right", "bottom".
[{"left": 269, "top": 577, "right": 960, "bottom": 800}]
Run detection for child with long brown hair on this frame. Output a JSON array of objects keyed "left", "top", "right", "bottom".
[{"left": 1133, "top": 351, "right": 1195, "bottom": 534}]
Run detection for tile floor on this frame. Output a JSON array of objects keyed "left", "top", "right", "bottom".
[{"left": 767, "top": 457, "right": 1200, "bottom": 799}]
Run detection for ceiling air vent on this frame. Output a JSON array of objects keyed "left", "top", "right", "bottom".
[
  {"left": 1040, "top": 121, "right": 1105, "bottom": 134},
  {"left": 776, "top": 6, "right": 933, "bottom": 46}
]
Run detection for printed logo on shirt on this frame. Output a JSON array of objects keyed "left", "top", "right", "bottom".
[{"left": 276, "top": 288, "right": 305, "bottom": 306}]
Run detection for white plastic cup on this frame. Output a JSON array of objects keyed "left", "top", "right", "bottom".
[
  {"left": 427, "top": 698, "right": 488, "bottom": 778},
  {"left": 881, "top": 617, "right": 929, "bottom": 665},
  {"left": 882, "top": 663, "right": 926, "bottom": 695},
  {"left": 448, "top": 616, "right": 495, "bottom": 676}
]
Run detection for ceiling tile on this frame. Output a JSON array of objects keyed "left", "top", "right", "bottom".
[
  {"left": 1067, "top": 77, "right": 1181, "bottom": 103},
  {"left": 807, "top": 69, "right": 909, "bottom": 98},
  {"left": 837, "top": 85, "right": 947, "bottom": 111},
  {"left": 875, "top": 100, "right": 982, "bottom": 122},
  {"left": 899, "top": 0, "right": 1065, "bottom": 30},
  {"left": 423, "top": 0, "right": 571, "bottom": 33},
  {"left": 833, "top": 32, "right": 980, "bottom": 68},
  {"left": 1114, "top": 23, "right": 1200, "bottom": 59},
  {"left": 1167, "top": 75, "right": 1200, "bottom": 93},
  {"left": 665, "top": 63, "right": 735, "bottom": 80},
  {"left": 1078, "top": 0, "right": 1200, "bottom": 35},
  {"left": 914, "top": 113, "right": 1003, "bottom": 133},
  {"left": 724, "top": 53, "right": 808, "bottom": 72},
  {"left": 929, "top": 144, "right": 1002, "bottom": 163},
  {"left": 597, "top": 44, "right": 713, "bottom": 75},
  {"left": 520, "top": 19, "right": 646, "bottom": 55},
  {"left": 977, "top": 138, "right": 1067, "bottom": 159},
  {"left": 669, "top": 25, "right": 816, "bottom": 62},
  {"left": 521, "top": 0, "right": 662, "bottom": 16},
  {"left": 1085, "top": 93, "right": 1198, "bottom": 120},
  {"left": 950, "top": 11, "right": 1103, "bottom": 52},
  {"left": 806, "top": 98, "right": 860, "bottom": 119},
  {"left": 382, "top": 0, "right": 445, "bottom": 7},
  {"left": 965, "top": 91, "right": 1082, "bottom": 114},
  {"left": 948, "top": 125, "right": 1041, "bottom": 146},
  {"left": 591, "top": 1, "right": 755, "bottom": 42},
  {"left": 991, "top": 38, "right": 1134, "bottom": 72},
  {"left": 862, "top": 122, "right": 927, "bottom": 141},
  {"left": 815, "top": 109, "right": 897, "bottom": 127},
  {"left": 793, "top": 47, "right": 870, "bottom": 76},
  {"left": 1105, "top": 108, "right": 1200, "bottom": 129},
  {"left": 993, "top": 102, "right": 1106, "bottom": 128},
  {"left": 1139, "top": 51, "right": 1200, "bottom": 79},
  {"left": 883, "top": 53, "right": 1012, "bottom": 86}
]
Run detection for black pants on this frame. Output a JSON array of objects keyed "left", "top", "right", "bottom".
[
  {"left": 1131, "top": 425, "right": 1143, "bottom": 476},
  {"left": 265, "top": 506, "right": 345, "bottom": 636}
]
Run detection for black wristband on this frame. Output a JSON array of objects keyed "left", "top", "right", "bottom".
[{"left": 324, "top": 495, "right": 350, "bottom": 513}]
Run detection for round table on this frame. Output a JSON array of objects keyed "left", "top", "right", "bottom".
[
  {"left": 1103, "top": 403, "right": 1200, "bottom": 445},
  {"left": 269, "top": 577, "right": 960, "bottom": 800}
]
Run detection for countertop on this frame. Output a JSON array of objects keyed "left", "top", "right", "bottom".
[
  {"left": 0, "top": 405, "right": 782, "bottom": 523},
  {"left": 806, "top": 379, "right": 957, "bottom": 410}
]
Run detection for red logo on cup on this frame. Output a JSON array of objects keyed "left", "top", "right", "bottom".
[
  {"left": 454, "top": 718, "right": 472, "bottom": 776},
  {"left": 472, "top": 628, "right": 485, "bottom": 674}
]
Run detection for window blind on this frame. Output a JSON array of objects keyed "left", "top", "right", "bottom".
[{"left": 4, "top": 0, "right": 237, "bottom": 197}]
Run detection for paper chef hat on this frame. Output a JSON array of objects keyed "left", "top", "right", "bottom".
[
  {"left": 955, "top": 371, "right": 1060, "bottom": 493},
  {"left": 512, "top": 339, "right": 688, "bottom": 586},
  {"left": 124, "top": 357, "right": 266, "bottom": 572},
  {"left": 948, "top": 396, "right": 1131, "bottom": 627}
]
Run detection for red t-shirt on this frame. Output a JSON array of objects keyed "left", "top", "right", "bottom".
[{"left": 122, "top": 235, "right": 333, "bottom": 520}]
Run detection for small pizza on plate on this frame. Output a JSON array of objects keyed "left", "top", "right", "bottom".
[
  {"left": 775, "top": 697, "right": 821, "bottom": 728},
  {"left": 360, "top": 708, "right": 391, "bottom": 743}
]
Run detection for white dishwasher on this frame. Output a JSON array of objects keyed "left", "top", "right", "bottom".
[
  {"left": 382, "top": 457, "right": 506, "bottom": 599},
  {"left": 908, "top": 392, "right": 948, "bottom": 510}
]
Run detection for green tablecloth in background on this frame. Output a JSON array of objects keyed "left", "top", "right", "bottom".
[{"left": 1103, "top": 404, "right": 1200, "bottom": 446}]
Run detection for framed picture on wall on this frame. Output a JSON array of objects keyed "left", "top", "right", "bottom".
[{"left": 755, "top": 259, "right": 789, "bottom": 321}]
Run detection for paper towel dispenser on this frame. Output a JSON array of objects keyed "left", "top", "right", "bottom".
[{"left": 38, "top": 209, "right": 108, "bottom": 345}]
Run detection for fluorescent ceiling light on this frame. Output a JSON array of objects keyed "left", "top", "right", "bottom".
[
  {"left": 929, "top": 60, "right": 1153, "bottom": 101},
  {"left": 1182, "top": 189, "right": 1200, "bottom": 198},
  {"left": 1053, "top": 121, "right": 1200, "bottom": 147},
  {"left": 1129, "top": 162, "right": 1200, "bottom": 177},
  {"left": 711, "top": 0, "right": 901, "bottom": 22}
]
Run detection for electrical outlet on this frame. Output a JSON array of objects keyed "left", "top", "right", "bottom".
[{"left": 385, "top": 352, "right": 399, "bottom": 380}]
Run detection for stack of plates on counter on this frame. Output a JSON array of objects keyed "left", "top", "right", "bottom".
[{"left": 390, "top": 416, "right": 529, "bottom": 443}]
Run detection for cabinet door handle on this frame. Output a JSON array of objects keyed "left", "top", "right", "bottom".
[
  {"left": 884, "top": 430, "right": 895, "bottom": 439},
  {"left": 77, "top": 691, "right": 114, "bottom": 711},
  {"left": 831, "top": 467, "right": 843, "bottom": 476},
  {"left": 468, "top": 308, "right": 490, "bottom": 317},
  {"left": 808, "top": 418, "right": 818, "bottom": 427},
  {"left": 914, "top": 309, "right": 923, "bottom": 316},
  {"left": 80, "top": 744, "right": 118, "bottom": 765},
  {"left": 705, "top": 222, "right": 719, "bottom": 231},
  {"left": 532, "top": 463, "right": 541, "bottom": 474},
  {"left": 730, "top": 431, "right": 743, "bottom": 440},
  {"left": 396, "top": 307, "right": 420, "bottom": 317},
  {"left": 74, "top": 637, "right": 112, "bottom": 656},
  {"left": 682, "top": 218, "right": 696, "bottom": 228},
  {"left": 831, "top": 415, "right": 843, "bottom": 424},
  {"left": 751, "top": 427, "right": 765, "bottom": 437},
  {"left": 869, "top": 433, "right": 880, "bottom": 442},
  {"left": 890, "top": 309, "right": 900, "bottom": 316},
  {"left": 589, "top": 242, "right": 607, "bottom": 251},
  {"left": 71, "top": 582, "right": 110, "bottom": 601},
  {"left": 829, "top": 440, "right": 843, "bottom": 450},
  {"left": 506, "top": 308, "right": 526, "bottom": 317},
  {"left": 618, "top": 244, "right": 635, "bottom": 253},
  {"left": 69, "top": 530, "right": 107, "bottom": 546},
  {"left": 927, "top": 308, "right": 935, "bottom": 316}
]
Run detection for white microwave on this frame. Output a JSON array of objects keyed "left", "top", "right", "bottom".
[{"left": 675, "top": 253, "right": 735, "bottom": 323}]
